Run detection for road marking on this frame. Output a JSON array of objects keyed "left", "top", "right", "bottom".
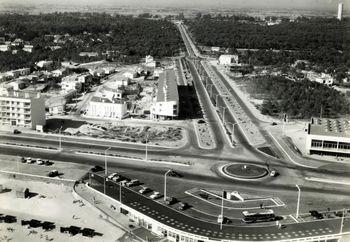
[
  {"left": 265, "top": 130, "right": 317, "bottom": 168},
  {"left": 305, "top": 177, "right": 350, "bottom": 185}
]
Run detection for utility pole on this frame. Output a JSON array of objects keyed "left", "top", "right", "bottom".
[
  {"left": 104, "top": 147, "right": 111, "bottom": 195},
  {"left": 58, "top": 126, "right": 63, "bottom": 151},
  {"left": 220, "top": 191, "right": 224, "bottom": 230}
]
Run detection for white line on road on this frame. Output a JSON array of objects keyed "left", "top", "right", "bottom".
[{"left": 305, "top": 177, "right": 350, "bottom": 186}]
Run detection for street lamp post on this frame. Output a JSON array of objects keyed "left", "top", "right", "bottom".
[
  {"left": 58, "top": 126, "right": 63, "bottom": 151},
  {"left": 296, "top": 184, "right": 301, "bottom": 219},
  {"left": 145, "top": 136, "right": 148, "bottom": 161},
  {"left": 164, "top": 170, "right": 172, "bottom": 201},
  {"left": 220, "top": 191, "right": 224, "bottom": 230},
  {"left": 222, "top": 106, "right": 227, "bottom": 123},
  {"left": 340, "top": 208, "right": 346, "bottom": 235},
  {"left": 104, "top": 147, "right": 111, "bottom": 195}
]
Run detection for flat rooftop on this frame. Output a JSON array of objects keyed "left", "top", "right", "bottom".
[
  {"left": 309, "top": 117, "right": 350, "bottom": 138},
  {"left": 156, "top": 70, "right": 178, "bottom": 102}
]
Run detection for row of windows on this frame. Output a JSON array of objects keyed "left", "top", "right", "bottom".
[{"left": 311, "top": 139, "right": 350, "bottom": 150}]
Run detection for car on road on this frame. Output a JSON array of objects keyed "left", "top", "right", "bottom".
[
  {"left": 13, "top": 129, "right": 21, "bottom": 134},
  {"left": 269, "top": 169, "right": 278, "bottom": 177},
  {"left": 48, "top": 170, "right": 59, "bottom": 177},
  {"left": 139, "top": 186, "right": 151, "bottom": 194},
  {"left": 177, "top": 202, "right": 188, "bottom": 210},
  {"left": 120, "top": 179, "right": 131, "bottom": 186},
  {"left": 114, "top": 175, "right": 127, "bottom": 182},
  {"left": 20, "top": 157, "right": 26, "bottom": 163},
  {"left": 168, "top": 171, "right": 183, "bottom": 178},
  {"left": 91, "top": 165, "right": 104, "bottom": 172},
  {"left": 126, "top": 179, "right": 140, "bottom": 187},
  {"left": 309, "top": 210, "right": 324, "bottom": 219},
  {"left": 150, "top": 192, "right": 162, "bottom": 200}
]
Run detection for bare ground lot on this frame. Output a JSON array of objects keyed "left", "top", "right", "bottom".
[{"left": 46, "top": 118, "right": 185, "bottom": 147}]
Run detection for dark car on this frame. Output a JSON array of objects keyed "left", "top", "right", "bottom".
[
  {"left": 177, "top": 202, "right": 188, "bottom": 210},
  {"left": 91, "top": 165, "right": 104, "bottom": 172},
  {"left": 13, "top": 129, "right": 21, "bottom": 134},
  {"left": 168, "top": 171, "right": 183, "bottom": 178},
  {"left": 48, "top": 170, "right": 59, "bottom": 177},
  {"left": 309, "top": 210, "right": 324, "bottom": 219}
]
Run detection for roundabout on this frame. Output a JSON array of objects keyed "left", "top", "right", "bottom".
[{"left": 222, "top": 163, "right": 268, "bottom": 180}]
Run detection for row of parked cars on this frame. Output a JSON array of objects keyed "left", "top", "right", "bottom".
[
  {"left": 20, "top": 157, "right": 53, "bottom": 166},
  {"left": 106, "top": 172, "right": 188, "bottom": 211}
]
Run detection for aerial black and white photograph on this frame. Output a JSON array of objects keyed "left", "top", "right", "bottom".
[{"left": 0, "top": 0, "right": 349, "bottom": 241}]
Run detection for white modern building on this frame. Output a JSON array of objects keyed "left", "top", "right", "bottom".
[
  {"left": 338, "top": 3, "right": 343, "bottom": 21},
  {"left": 151, "top": 70, "right": 179, "bottom": 120},
  {"left": 23, "top": 45, "right": 33, "bottom": 53},
  {"left": 85, "top": 95, "right": 128, "bottom": 120},
  {"left": 218, "top": 55, "right": 239, "bottom": 66},
  {"left": 0, "top": 44, "right": 10, "bottom": 52},
  {"left": 306, "top": 117, "right": 350, "bottom": 158},
  {"left": 36, "top": 60, "right": 53, "bottom": 69},
  {"left": 0, "top": 92, "right": 46, "bottom": 130}
]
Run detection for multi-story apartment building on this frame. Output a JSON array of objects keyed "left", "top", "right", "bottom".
[
  {"left": 0, "top": 92, "right": 46, "bottom": 130},
  {"left": 151, "top": 70, "right": 179, "bottom": 120}
]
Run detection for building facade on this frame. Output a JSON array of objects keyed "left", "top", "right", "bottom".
[
  {"left": 151, "top": 70, "right": 179, "bottom": 120},
  {"left": 85, "top": 96, "right": 128, "bottom": 120},
  {"left": 218, "top": 55, "right": 239, "bottom": 66},
  {"left": 0, "top": 92, "right": 46, "bottom": 130},
  {"left": 306, "top": 118, "right": 350, "bottom": 157}
]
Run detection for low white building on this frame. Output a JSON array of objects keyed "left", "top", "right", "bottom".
[
  {"left": 36, "top": 60, "right": 53, "bottom": 69},
  {"left": 211, "top": 47, "right": 220, "bottom": 52},
  {"left": 61, "top": 73, "right": 91, "bottom": 92},
  {"left": 23, "top": 45, "right": 33, "bottom": 53},
  {"left": 306, "top": 118, "right": 350, "bottom": 158},
  {"left": 0, "top": 44, "right": 10, "bottom": 52},
  {"left": 218, "top": 54, "right": 239, "bottom": 66},
  {"left": 151, "top": 70, "right": 179, "bottom": 120},
  {"left": 305, "top": 71, "right": 334, "bottom": 86},
  {"left": 51, "top": 68, "right": 66, "bottom": 77},
  {"left": 123, "top": 71, "right": 137, "bottom": 80},
  {"left": 145, "top": 55, "right": 156, "bottom": 68}
]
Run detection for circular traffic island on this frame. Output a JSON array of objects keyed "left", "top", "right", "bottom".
[{"left": 222, "top": 163, "right": 268, "bottom": 180}]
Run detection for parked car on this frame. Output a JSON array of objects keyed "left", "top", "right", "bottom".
[
  {"left": 13, "top": 129, "right": 21, "bottom": 134},
  {"left": 126, "top": 179, "right": 140, "bottom": 187},
  {"left": 120, "top": 179, "right": 131, "bottom": 186},
  {"left": 168, "top": 171, "right": 182, "bottom": 177},
  {"left": 165, "top": 196, "right": 176, "bottom": 205},
  {"left": 114, "top": 175, "right": 127, "bottom": 182},
  {"left": 150, "top": 192, "right": 162, "bottom": 200},
  {"left": 139, "top": 186, "right": 151, "bottom": 194},
  {"left": 26, "top": 157, "right": 33, "bottom": 164},
  {"left": 20, "top": 157, "right": 26, "bottom": 163},
  {"left": 107, "top": 173, "right": 118, "bottom": 179},
  {"left": 309, "top": 210, "right": 324, "bottom": 219},
  {"left": 177, "top": 202, "right": 188, "bottom": 211},
  {"left": 36, "top": 159, "right": 44, "bottom": 165}
]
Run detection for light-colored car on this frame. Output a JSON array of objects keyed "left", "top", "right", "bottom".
[
  {"left": 270, "top": 170, "right": 278, "bottom": 177},
  {"left": 139, "top": 187, "right": 151, "bottom": 194},
  {"left": 150, "top": 192, "right": 162, "bottom": 200},
  {"left": 126, "top": 179, "right": 140, "bottom": 187},
  {"left": 107, "top": 173, "right": 118, "bottom": 179},
  {"left": 26, "top": 157, "right": 32, "bottom": 163},
  {"left": 36, "top": 159, "right": 44, "bottom": 165}
]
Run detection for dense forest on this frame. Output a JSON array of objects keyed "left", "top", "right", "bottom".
[
  {"left": 186, "top": 16, "right": 350, "bottom": 72},
  {"left": 247, "top": 76, "right": 350, "bottom": 118},
  {"left": 0, "top": 13, "right": 183, "bottom": 71}
]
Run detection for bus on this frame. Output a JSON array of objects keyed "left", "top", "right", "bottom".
[{"left": 242, "top": 210, "right": 275, "bottom": 223}]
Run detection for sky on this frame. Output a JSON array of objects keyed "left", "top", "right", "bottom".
[{"left": 0, "top": 0, "right": 348, "bottom": 10}]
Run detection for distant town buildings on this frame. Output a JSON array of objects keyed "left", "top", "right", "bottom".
[
  {"left": 151, "top": 70, "right": 179, "bottom": 120},
  {"left": 338, "top": 3, "right": 343, "bottom": 21},
  {"left": 36, "top": 60, "right": 53, "bottom": 69},
  {"left": 306, "top": 117, "right": 350, "bottom": 158},
  {"left": 0, "top": 92, "right": 46, "bottom": 130},
  {"left": 218, "top": 54, "right": 239, "bottom": 66},
  {"left": 61, "top": 73, "right": 91, "bottom": 92}
]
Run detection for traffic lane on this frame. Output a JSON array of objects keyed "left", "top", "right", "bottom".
[
  {"left": 187, "top": 59, "right": 230, "bottom": 150},
  {"left": 0, "top": 134, "right": 172, "bottom": 152},
  {"left": 2, "top": 144, "right": 350, "bottom": 198},
  {"left": 89, "top": 175, "right": 343, "bottom": 241}
]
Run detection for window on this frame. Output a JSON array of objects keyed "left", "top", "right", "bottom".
[
  {"left": 323, "top": 141, "right": 337, "bottom": 149},
  {"left": 311, "top": 139, "right": 322, "bottom": 148},
  {"left": 338, "top": 142, "right": 350, "bottom": 150}
]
